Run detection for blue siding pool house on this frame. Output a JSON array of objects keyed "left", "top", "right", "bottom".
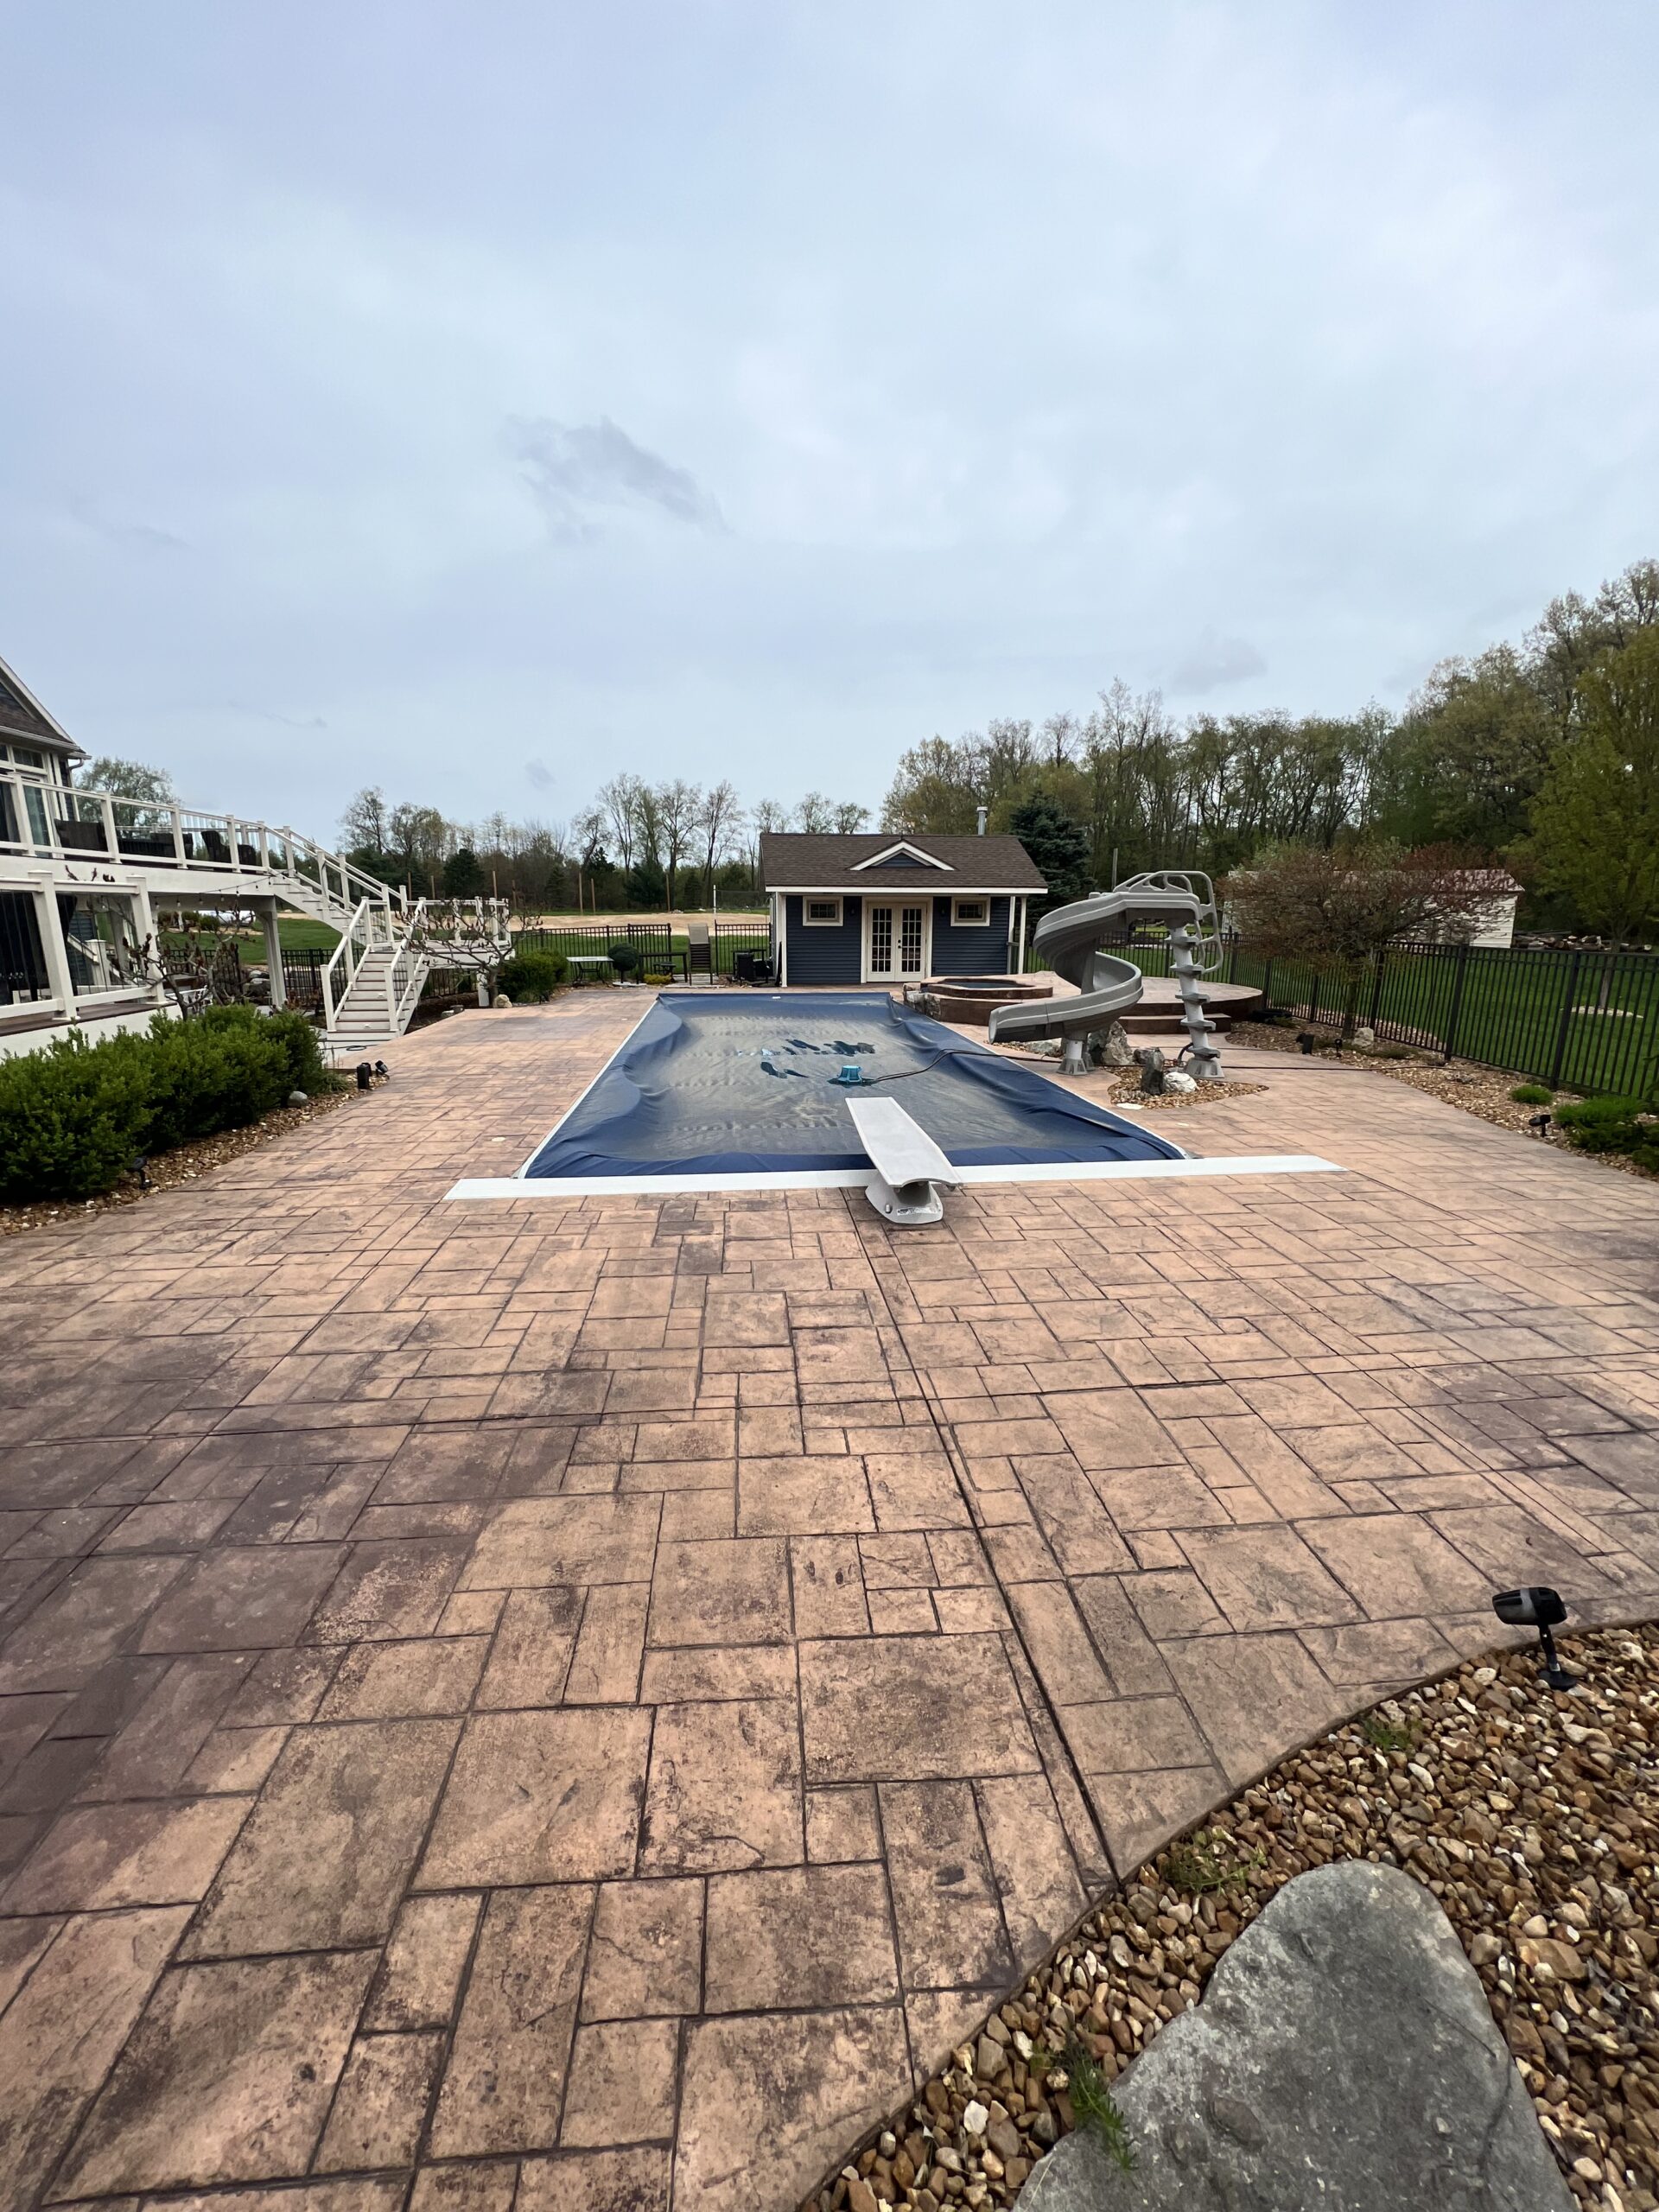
[{"left": 759, "top": 830, "right": 1046, "bottom": 987}]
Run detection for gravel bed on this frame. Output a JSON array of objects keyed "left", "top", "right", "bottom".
[
  {"left": 0, "top": 1087, "right": 355, "bottom": 1238},
  {"left": 811, "top": 1626, "right": 1658, "bottom": 2212},
  {"left": 1227, "top": 1018, "right": 1655, "bottom": 1159},
  {"left": 1000, "top": 1043, "right": 1268, "bottom": 1112}
]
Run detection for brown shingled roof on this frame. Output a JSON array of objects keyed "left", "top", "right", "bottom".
[
  {"left": 759, "top": 831, "right": 1047, "bottom": 892},
  {"left": 0, "top": 654, "right": 79, "bottom": 753}
]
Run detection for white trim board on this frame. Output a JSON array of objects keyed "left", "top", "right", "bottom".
[{"left": 445, "top": 1154, "right": 1344, "bottom": 1201}]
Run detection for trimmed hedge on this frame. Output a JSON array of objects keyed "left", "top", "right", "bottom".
[
  {"left": 497, "top": 949, "right": 568, "bottom": 1002},
  {"left": 0, "top": 1007, "right": 342, "bottom": 1204}
]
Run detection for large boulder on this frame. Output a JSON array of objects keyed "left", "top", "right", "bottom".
[{"left": 1022, "top": 1861, "right": 1573, "bottom": 2211}]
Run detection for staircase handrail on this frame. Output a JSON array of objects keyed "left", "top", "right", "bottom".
[{"left": 321, "top": 897, "right": 373, "bottom": 1028}]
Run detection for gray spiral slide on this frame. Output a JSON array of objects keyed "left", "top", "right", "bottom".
[{"left": 988, "top": 869, "right": 1225, "bottom": 1080}]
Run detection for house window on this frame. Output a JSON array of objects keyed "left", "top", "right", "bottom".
[
  {"left": 951, "top": 897, "right": 989, "bottom": 927},
  {"left": 56, "top": 893, "right": 143, "bottom": 997},
  {"left": 803, "top": 897, "right": 842, "bottom": 926}
]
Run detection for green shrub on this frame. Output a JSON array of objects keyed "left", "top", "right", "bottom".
[
  {"left": 607, "top": 941, "right": 642, "bottom": 977},
  {"left": 0, "top": 1005, "right": 334, "bottom": 1205},
  {"left": 143, "top": 1013, "right": 290, "bottom": 1149},
  {"left": 0, "top": 1033, "right": 154, "bottom": 1201},
  {"left": 1553, "top": 1096, "right": 1655, "bottom": 1155},
  {"left": 1510, "top": 1082, "right": 1554, "bottom": 1105},
  {"left": 498, "top": 949, "right": 568, "bottom": 1002}
]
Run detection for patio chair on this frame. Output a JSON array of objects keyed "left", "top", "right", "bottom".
[{"left": 687, "top": 922, "right": 713, "bottom": 983}]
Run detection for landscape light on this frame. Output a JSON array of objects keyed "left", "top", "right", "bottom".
[{"left": 1491, "top": 1586, "right": 1576, "bottom": 1690}]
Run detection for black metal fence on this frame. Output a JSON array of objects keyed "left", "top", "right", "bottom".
[
  {"left": 1090, "top": 931, "right": 1659, "bottom": 1098},
  {"left": 514, "top": 919, "right": 772, "bottom": 981}
]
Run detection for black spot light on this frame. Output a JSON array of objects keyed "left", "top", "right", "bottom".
[{"left": 1492, "top": 1586, "right": 1576, "bottom": 1691}]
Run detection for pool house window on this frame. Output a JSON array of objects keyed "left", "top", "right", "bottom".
[
  {"left": 803, "top": 897, "right": 842, "bottom": 926},
  {"left": 951, "top": 897, "right": 988, "bottom": 926}
]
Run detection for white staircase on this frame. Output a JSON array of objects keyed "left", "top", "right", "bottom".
[
  {"left": 320, "top": 897, "right": 510, "bottom": 1055},
  {"left": 0, "top": 768, "right": 509, "bottom": 1052}
]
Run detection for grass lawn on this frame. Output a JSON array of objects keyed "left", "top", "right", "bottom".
[{"left": 276, "top": 917, "right": 340, "bottom": 952}]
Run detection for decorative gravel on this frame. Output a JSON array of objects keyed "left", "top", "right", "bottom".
[
  {"left": 1228, "top": 1017, "right": 1647, "bottom": 1151},
  {"left": 812, "top": 1626, "right": 1657, "bottom": 2212},
  {"left": 0, "top": 1087, "right": 355, "bottom": 1238}
]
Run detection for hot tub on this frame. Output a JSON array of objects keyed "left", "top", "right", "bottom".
[{"left": 925, "top": 975, "right": 1053, "bottom": 1027}]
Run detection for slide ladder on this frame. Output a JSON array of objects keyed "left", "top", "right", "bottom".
[{"left": 988, "top": 869, "right": 1226, "bottom": 1080}]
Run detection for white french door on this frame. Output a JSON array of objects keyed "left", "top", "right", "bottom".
[{"left": 862, "top": 899, "right": 930, "bottom": 982}]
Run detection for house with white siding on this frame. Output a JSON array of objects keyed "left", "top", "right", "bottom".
[{"left": 0, "top": 651, "right": 494, "bottom": 1059}]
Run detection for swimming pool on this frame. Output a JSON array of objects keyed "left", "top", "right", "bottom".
[{"left": 518, "top": 991, "right": 1185, "bottom": 1179}]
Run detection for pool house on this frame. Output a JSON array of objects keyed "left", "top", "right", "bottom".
[{"left": 759, "top": 830, "right": 1047, "bottom": 987}]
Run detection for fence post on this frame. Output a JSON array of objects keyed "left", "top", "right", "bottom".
[
  {"left": 1441, "top": 939, "right": 1471, "bottom": 1063},
  {"left": 1547, "top": 949, "right": 1582, "bottom": 1090},
  {"left": 1366, "top": 947, "right": 1386, "bottom": 1032},
  {"left": 1262, "top": 957, "right": 1273, "bottom": 1014}
]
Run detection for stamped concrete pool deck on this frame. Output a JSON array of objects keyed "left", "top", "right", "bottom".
[{"left": 1, "top": 993, "right": 1657, "bottom": 2212}]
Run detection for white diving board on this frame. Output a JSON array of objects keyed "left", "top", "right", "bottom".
[{"left": 844, "top": 1094, "right": 959, "bottom": 1226}]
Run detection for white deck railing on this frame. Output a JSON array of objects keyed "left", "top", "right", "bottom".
[{"left": 0, "top": 770, "right": 399, "bottom": 924}]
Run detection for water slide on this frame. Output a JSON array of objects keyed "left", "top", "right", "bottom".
[{"left": 988, "top": 869, "right": 1226, "bottom": 1079}]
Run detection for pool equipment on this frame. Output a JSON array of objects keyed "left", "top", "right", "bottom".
[
  {"left": 833, "top": 1064, "right": 866, "bottom": 1086},
  {"left": 845, "top": 1095, "right": 959, "bottom": 1226},
  {"left": 988, "top": 871, "right": 1225, "bottom": 1080}
]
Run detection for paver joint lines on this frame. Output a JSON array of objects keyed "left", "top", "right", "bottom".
[{"left": 0, "top": 1007, "right": 1653, "bottom": 2212}]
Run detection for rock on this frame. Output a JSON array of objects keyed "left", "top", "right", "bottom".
[
  {"left": 961, "top": 2101, "right": 988, "bottom": 2139},
  {"left": 1352, "top": 1026, "right": 1376, "bottom": 1050},
  {"left": 1163, "top": 1070, "right": 1198, "bottom": 1094},
  {"left": 493, "top": 991, "right": 512, "bottom": 1008},
  {"left": 286, "top": 1089, "right": 308, "bottom": 1106},
  {"left": 845, "top": 2179, "right": 879, "bottom": 2212},
  {"left": 1019, "top": 1861, "right": 1573, "bottom": 2210},
  {"left": 976, "top": 2033, "right": 1008, "bottom": 2081},
  {"left": 1517, "top": 1936, "right": 1586, "bottom": 1983}
]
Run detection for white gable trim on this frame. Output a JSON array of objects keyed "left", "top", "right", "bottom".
[{"left": 849, "top": 840, "right": 952, "bottom": 874}]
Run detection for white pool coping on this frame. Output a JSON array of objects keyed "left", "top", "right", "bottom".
[
  {"left": 445, "top": 991, "right": 1342, "bottom": 1202},
  {"left": 445, "top": 1154, "right": 1344, "bottom": 1200}
]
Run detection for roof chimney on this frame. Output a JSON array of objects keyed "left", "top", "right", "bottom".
[{"left": 976, "top": 805, "right": 988, "bottom": 836}]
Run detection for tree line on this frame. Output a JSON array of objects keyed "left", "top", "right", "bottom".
[
  {"left": 335, "top": 779, "right": 869, "bottom": 912},
  {"left": 883, "top": 557, "right": 1659, "bottom": 945}
]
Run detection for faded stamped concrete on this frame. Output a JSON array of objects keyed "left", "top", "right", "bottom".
[{"left": 0, "top": 995, "right": 1656, "bottom": 2212}]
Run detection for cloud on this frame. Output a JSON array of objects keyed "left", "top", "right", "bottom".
[
  {"left": 505, "top": 416, "right": 722, "bottom": 540},
  {"left": 1166, "top": 630, "right": 1268, "bottom": 695},
  {"left": 67, "top": 500, "right": 188, "bottom": 554},
  {"left": 228, "top": 702, "right": 328, "bottom": 729}
]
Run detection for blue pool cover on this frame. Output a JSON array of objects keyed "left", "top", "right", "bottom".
[{"left": 521, "top": 991, "right": 1184, "bottom": 1178}]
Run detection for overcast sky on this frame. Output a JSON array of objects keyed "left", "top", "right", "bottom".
[{"left": 3, "top": 3, "right": 1656, "bottom": 838}]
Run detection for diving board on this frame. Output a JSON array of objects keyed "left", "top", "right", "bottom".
[{"left": 845, "top": 1094, "right": 959, "bottom": 1226}]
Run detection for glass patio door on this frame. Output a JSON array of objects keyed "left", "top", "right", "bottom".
[{"left": 864, "top": 901, "right": 928, "bottom": 981}]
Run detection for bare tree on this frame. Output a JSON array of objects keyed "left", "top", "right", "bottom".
[
  {"left": 697, "top": 779, "right": 743, "bottom": 884},
  {"left": 831, "top": 801, "right": 869, "bottom": 832},
  {"left": 794, "top": 792, "right": 836, "bottom": 832},
  {"left": 656, "top": 779, "right": 701, "bottom": 908},
  {"left": 596, "top": 775, "right": 643, "bottom": 872}
]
